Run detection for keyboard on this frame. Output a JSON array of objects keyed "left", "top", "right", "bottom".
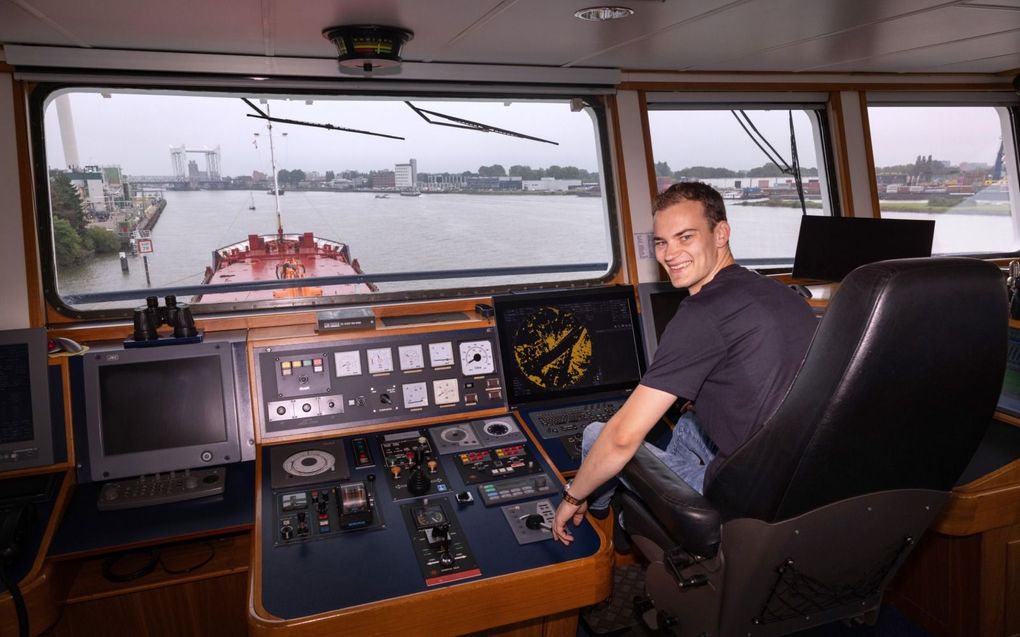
[
  {"left": 97, "top": 467, "right": 225, "bottom": 511},
  {"left": 528, "top": 399, "right": 624, "bottom": 440}
]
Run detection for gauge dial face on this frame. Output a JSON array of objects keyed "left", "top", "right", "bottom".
[
  {"left": 414, "top": 505, "right": 447, "bottom": 529},
  {"left": 366, "top": 347, "right": 394, "bottom": 374},
  {"left": 433, "top": 378, "right": 460, "bottom": 405},
  {"left": 428, "top": 342, "right": 455, "bottom": 368},
  {"left": 334, "top": 351, "right": 362, "bottom": 378},
  {"left": 402, "top": 382, "right": 429, "bottom": 408},
  {"left": 398, "top": 344, "right": 425, "bottom": 371},
  {"left": 459, "top": 340, "right": 495, "bottom": 376}
]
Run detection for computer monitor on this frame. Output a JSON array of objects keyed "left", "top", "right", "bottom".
[
  {"left": 493, "top": 286, "right": 645, "bottom": 406},
  {"left": 637, "top": 281, "right": 689, "bottom": 363},
  {"left": 792, "top": 216, "right": 935, "bottom": 282},
  {"left": 0, "top": 328, "right": 54, "bottom": 473},
  {"left": 82, "top": 341, "right": 242, "bottom": 482}
]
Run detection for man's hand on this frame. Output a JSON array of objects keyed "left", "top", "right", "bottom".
[{"left": 552, "top": 498, "right": 588, "bottom": 545}]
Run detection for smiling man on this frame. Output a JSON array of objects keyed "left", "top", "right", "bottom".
[{"left": 552, "top": 182, "right": 817, "bottom": 545}]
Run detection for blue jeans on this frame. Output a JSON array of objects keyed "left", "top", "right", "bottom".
[{"left": 581, "top": 412, "right": 718, "bottom": 511}]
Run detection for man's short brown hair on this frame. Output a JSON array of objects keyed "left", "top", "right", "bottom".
[{"left": 653, "top": 182, "right": 727, "bottom": 230}]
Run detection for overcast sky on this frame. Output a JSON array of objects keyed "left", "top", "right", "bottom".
[
  {"left": 44, "top": 90, "right": 1006, "bottom": 177},
  {"left": 44, "top": 91, "right": 603, "bottom": 176}
]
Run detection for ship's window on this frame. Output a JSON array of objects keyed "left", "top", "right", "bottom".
[
  {"left": 36, "top": 88, "right": 615, "bottom": 317},
  {"left": 646, "top": 98, "right": 837, "bottom": 268},
  {"left": 866, "top": 103, "right": 1020, "bottom": 255}
]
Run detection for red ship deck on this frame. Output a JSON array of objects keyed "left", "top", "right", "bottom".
[{"left": 195, "top": 232, "right": 375, "bottom": 304}]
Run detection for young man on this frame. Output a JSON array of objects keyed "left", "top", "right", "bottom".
[{"left": 552, "top": 182, "right": 817, "bottom": 545}]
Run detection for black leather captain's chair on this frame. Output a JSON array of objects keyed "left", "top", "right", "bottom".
[{"left": 619, "top": 257, "right": 1007, "bottom": 636}]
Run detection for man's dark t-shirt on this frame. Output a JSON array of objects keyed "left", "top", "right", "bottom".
[{"left": 640, "top": 264, "right": 817, "bottom": 483}]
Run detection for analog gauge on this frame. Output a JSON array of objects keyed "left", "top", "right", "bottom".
[
  {"left": 414, "top": 505, "right": 447, "bottom": 529},
  {"left": 433, "top": 378, "right": 460, "bottom": 405},
  {"left": 459, "top": 340, "right": 495, "bottom": 376},
  {"left": 366, "top": 347, "right": 394, "bottom": 374},
  {"left": 334, "top": 351, "right": 362, "bottom": 378},
  {"left": 429, "top": 341, "right": 455, "bottom": 368},
  {"left": 402, "top": 382, "right": 428, "bottom": 408},
  {"left": 398, "top": 344, "right": 425, "bottom": 371}
]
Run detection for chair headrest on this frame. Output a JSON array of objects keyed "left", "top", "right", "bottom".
[{"left": 705, "top": 257, "right": 1007, "bottom": 522}]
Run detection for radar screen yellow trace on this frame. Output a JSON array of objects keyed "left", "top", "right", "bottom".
[{"left": 512, "top": 307, "right": 593, "bottom": 390}]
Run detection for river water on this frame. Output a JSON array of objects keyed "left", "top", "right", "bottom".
[{"left": 56, "top": 190, "right": 1016, "bottom": 308}]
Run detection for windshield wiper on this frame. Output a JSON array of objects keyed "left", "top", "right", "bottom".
[
  {"left": 731, "top": 110, "right": 807, "bottom": 216},
  {"left": 242, "top": 98, "right": 404, "bottom": 140},
  {"left": 405, "top": 101, "right": 558, "bottom": 145}
]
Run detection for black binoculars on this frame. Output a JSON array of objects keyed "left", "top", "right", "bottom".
[{"left": 132, "top": 295, "right": 198, "bottom": 341}]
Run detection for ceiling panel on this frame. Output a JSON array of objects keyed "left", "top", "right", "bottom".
[
  {"left": 0, "top": 0, "right": 266, "bottom": 54},
  {"left": 571, "top": 0, "right": 962, "bottom": 70},
  {"left": 1, "top": 0, "right": 1019, "bottom": 74},
  {"left": 430, "top": 0, "right": 744, "bottom": 67},
  {"left": 814, "top": 28, "right": 1020, "bottom": 73},
  {"left": 270, "top": 1, "right": 506, "bottom": 60},
  {"left": 699, "top": 5, "right": 1020, "bottom": 72}
]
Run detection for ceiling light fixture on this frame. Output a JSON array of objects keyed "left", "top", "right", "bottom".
[
  {"left": 322, "top": 24, "right": 414, "bottom": 74},
  {"left": 573, "top": 6, "right": 634, "bottom": 21}
]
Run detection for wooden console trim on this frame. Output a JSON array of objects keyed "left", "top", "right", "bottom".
[
  {"left": 247, "top": 546, "right": 612, "bottom": 637},
  {"left": 933, "top": 458, "right": 1020, "bottom": 536},
  {"left": 0, "top": 564, "right": 62, "bottom": 636}
]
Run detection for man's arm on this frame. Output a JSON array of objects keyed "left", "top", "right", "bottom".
[{"left": 551, "top": 384, "right": 678, "bottom": 545}]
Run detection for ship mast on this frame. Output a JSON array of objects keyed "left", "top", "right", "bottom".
[{"left": 266, "top": 103, "right": 284, "bottom": 245}]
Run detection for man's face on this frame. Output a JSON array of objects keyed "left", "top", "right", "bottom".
[{"left": 653, "top": 199, "right": 731, "bottom": 294}]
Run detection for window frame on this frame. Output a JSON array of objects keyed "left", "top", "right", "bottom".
[
  {"left": 29, "top": 80, "right": 623, "bottom": 321},
  {"left": 864, "top": 92, "right": 1020, "bottom": 259},
  {"left": 644, "top": 93, "right": 841, "bottom": 271}
]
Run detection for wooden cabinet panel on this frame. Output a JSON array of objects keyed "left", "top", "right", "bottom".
[{"left": 45, "top": 573, "right": 247, "bottom": 637}]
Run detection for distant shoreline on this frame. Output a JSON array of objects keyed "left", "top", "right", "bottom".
[{"left": 737, "top": 197, "right": 1010, "bottom": 216}]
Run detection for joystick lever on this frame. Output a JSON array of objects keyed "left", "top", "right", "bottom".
[
  {"left": 431, "top": 523, "right": 455, "bottom": 567},
  {"left": 406, "top": 443, "right": 431, "bottom": 496}
]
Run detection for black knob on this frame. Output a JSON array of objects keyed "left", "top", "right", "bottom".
[
  {"left": 281, "top": 525, "right": 294, "bottom": 540},
  {"left": 524, "top": 514, "right": 546, "bottom": 530},
  {"left": 380, "top": 393, "right": 392, "bottom": 405},
  {"left": 317, "top": 500, "right": 328, "bottom": 514},
  {"left": 439, "top": 551, "right": 455, "bottom": 567}
]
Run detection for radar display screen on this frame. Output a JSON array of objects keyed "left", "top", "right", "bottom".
[{"left": 493, "top": 287, "right": 644, "bottom": 406}]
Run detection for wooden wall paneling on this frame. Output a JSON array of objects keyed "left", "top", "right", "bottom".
[
  {"left": 888, "top": 530, "right": 982, "bottom": 637},
  {"left": 1007, "top": 537, "right": 1020, "bottom": 637},
  {"left": 979, "top": 523, "right": 1020, "bottom": 637},
  {"left": 46, "top": 572, "right": 248, "bottom": 637},
  {"left": 0, "top": 564, "right": 64, "bottom": 637}
]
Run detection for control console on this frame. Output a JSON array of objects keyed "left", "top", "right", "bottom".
[
  {"left": 258, "top": 417, "right": 605, "bottom": 620},
  {"left": 254, "top": 327, "right": 505, "bottom": 440}
]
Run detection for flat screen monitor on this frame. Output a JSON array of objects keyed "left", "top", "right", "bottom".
[
  {"left": 82, "top": 341, "right": 241, "bottom": 482},
  {"left": 0, "top": 328, "right": 54, "bottom": 473},
  {"left": 637, "top": 281, "right": 689, "bottom": 363},
  {"left": 792, "top": 216, "right": 935, "bottom": 282},
  {"left": 493, "top": 286, "right": 645, "bottom": 407}
]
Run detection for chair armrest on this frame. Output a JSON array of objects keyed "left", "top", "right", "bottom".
[{"left": 621, "top": 445, "right": 721, "bottom": 557}]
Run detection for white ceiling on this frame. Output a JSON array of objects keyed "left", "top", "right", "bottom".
[{"left": 1, "top": 0, "right": 1019, "bottom": 75}]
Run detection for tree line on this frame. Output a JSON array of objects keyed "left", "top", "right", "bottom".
[
  {"left": 50, "top": 172, "right": 121, "bottom": 266},
  {"left": 655, "top": 161, "right": 819, "bottom": 180},
  {"left": 279, "top": 165, "right": 599, "bottom": 183}
]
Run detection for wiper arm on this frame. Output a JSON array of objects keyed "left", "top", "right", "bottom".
[
  {"left": 405, "top": 101, "right": 558, "bottom": 145},
  {"left": 242, "top": 98, "right": 404, "bottom": 140}
]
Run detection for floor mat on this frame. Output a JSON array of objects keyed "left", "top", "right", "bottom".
[{"left": 580, "top": 563, "right": 645, "bottom": 635}]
